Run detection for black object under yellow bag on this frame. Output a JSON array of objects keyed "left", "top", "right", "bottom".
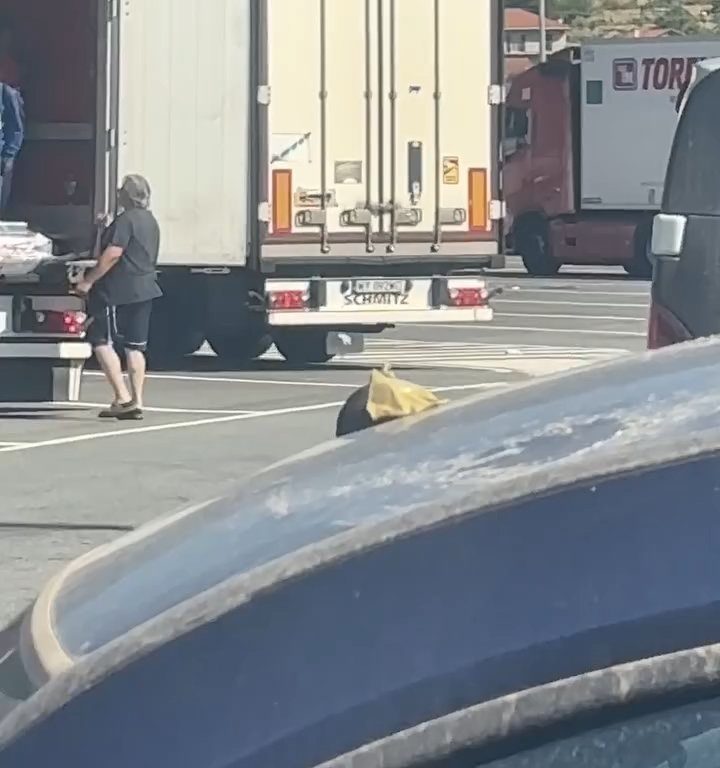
[{"left": 335, "top": 365, "right": 446, "bottom": 437}]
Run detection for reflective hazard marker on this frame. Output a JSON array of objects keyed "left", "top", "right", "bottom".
[
  {"left": 468, "top": 168, "right": 488, "bottom": 231},
  {"left": 272, "top": 169, "right": 292, "bottom": 234}
]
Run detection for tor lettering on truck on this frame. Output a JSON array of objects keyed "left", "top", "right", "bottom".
[{"left": 612, "top": 56, "right": 705, "bottom": 91}]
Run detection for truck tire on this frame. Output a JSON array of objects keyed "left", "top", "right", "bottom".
[
  {"left": 208, "top": 332, "right": 272, "bottom": 362},
  {"left": 624, "top": 219, "right": 654, "bottom": 279},
  {"left": 515, "top": 218, "right": 560, "bottom": 276},
  {"left": 274, "top": 329, "right": 334, "bottom": 365}
]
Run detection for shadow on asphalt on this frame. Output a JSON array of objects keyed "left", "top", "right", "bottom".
[{"left": 0, "top": 407, "right": 79, "bottom": 420}]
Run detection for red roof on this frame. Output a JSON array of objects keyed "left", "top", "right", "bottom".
[
  {"left": 504, "top": 8, "right": 568, "bottom": 31},
  {"left": 505, "top": 56, "right": 535, "bottom": 79}
]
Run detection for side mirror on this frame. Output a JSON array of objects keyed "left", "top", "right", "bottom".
[{"left": 650, "top": 213, "right": 687, "bottom": 259}]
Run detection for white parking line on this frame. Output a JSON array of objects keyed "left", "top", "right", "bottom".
[
  {"left": 497, "top": 287, "right": 649, "bottom": 298},
  {"left": 432, "top": 383, "right": 504, "bottom": 392},
  {"left": 85, "top": 369, "right": 510, "bottom": 390},
  {"left": 496, "top": 312, "right": 647, "bottom": 322},
  {"left": 496, "top": 298, "right": 649, "bottom": 309},
  {"left": 0, "top": 400, "right": 345, "bottom": 453},
  {"left": 404, "top": 323, "right": 647, "bottom": 337},
  {"left": 0, "top": 442, "right": 29, "bottom": 448},
  {"left": 80, "top": 375, "right": 507, "bottom": 396},
  {"left": 83, "top": 371, "right": 359, "bottom": 389}
]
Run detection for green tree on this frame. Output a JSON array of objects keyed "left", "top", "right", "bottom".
[
  {"left": 641, "top": 0, "right": 705, "bottom": 34},
  {"left": 706, "top": 0, "right": 720, "bottom": 30},
  {"left": 549, "top": 0, "right": 593, "bottom": 23}
]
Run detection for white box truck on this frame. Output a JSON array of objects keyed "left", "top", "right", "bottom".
[
  {"left": 505, "top": 37, "right": 720, "bottom": 277},
  {"left": 0, "top": 0, "right": 505, "bottom": 392},
  {"left": 579, "top": 37, "right": 720, "bottom": 211}
]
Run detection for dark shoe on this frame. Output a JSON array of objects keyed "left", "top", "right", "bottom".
[
  {"left": 116, "top": 407, "right": 143, "bottom": 421},
  {"left": 98, "top": 401, "right": 142, "bottom": 420}
]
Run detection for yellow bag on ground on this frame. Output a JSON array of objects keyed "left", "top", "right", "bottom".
[
  {"left": 366, "top": 366, "right": 446, "bottom": 421},
  {"left": 336, "top": 365, "right": 447, "bottom": 437}
]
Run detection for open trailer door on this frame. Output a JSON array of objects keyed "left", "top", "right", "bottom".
[
  {"left": 6, "top": 0, "right": 119, "bottom": 252},
  {"left": 93, "top": 0, "right": 121, "bottom": 224},
  {"left": 113, "top": 0, "right": 254, "bottom": 268}
]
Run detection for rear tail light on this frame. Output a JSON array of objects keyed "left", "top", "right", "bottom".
[
  {"left": 647, "top": 300, "right": 692, "bottom": 349},
  {"left": 448, "top": 287, "right": 489, "bottom": 307},
  {"left": 268, "top": 290, "right": 309, "bottom": 311},
  {"left": 33, "top": 310, "right": 86, "bottom": 335}
]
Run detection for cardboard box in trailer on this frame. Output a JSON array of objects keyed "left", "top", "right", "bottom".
[
  {"left": 504, "top": 37, "right": 720, "bottom": 277},
  {"left": 1, "top": 0, "right": 506, "bottom": 373}
]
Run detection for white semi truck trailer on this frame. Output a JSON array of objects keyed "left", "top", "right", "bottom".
[{"left": 0, "top": 0, "right": 505, "bottom": 399}]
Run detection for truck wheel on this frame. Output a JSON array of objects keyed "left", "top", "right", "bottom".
[
  {"left": 208, "top": 332, "right": 272, "bottom": 362},
  {"left": 624, "top": 220, "right": 654, "bottom": 279},
  {"left": 516, "top": 219, "right": 560, "bottom": 276},
  {"left": 274, "top": 330, "right": 334, "bottom": 364}
]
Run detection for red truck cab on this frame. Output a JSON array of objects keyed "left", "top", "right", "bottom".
[{"left": 504, "top": 48, "right": 647, "bottom": 277}]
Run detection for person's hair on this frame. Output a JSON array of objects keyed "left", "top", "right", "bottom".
[{"left": 119, "top": 174, "right": 151, "bottom": 209}]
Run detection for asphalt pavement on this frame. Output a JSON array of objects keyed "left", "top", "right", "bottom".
[{"left": 0, "top": 257, "right": 650, "bottom": 625}]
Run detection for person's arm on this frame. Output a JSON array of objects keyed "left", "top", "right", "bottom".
[
  {"left": 1, "top": 85, "right": 24, "bottom": 169},
  {"left": 76, "top": 215, "right": 132, "bottom": 295},
  {"left": 82, "top": 244, "right": 124, "bottom": 285}
]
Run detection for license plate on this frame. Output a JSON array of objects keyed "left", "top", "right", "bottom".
[{"left": 352, "top": 279, "right": 406, "bottom": 294}]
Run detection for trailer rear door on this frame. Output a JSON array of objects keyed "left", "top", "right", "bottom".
[
  {"left": 96, "top": 0, "right": 120, "bottom": 222},
  {"left": 263, "top": 0, "right": 503, "bottom": 267},
  {"left": 115, "top": 0, "right": 253, "bottom": 267}
]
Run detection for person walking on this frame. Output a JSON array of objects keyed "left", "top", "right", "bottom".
[
  {"left": 0, "top": 15, "right": 24, "bottom": 216},
  {"left": 0, "top": 81, "right": 24, "bottom": 214},
  {"left": 76, "top": 174, "right": 161, "bottom": 420}
]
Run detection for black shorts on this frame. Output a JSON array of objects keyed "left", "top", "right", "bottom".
[{"left": 87, "top": 299, "right": 153, "bottom": 352}]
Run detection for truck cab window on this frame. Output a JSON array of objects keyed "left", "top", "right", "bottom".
[
  {"left": 505, "top": 107, "right": 530, "bottom": 141},
  {"left": 585, "top": 79, "right": 603, "bottom": 105},
  {"left": 504, "top": 107, "right": 530, "bottom": 158}
]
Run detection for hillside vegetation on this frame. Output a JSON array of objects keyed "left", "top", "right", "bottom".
[{"left": 509, "top": 1, "right": 720, "bottom": 39}]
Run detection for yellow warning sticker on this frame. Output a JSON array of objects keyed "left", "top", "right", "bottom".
[{"left": 443, "top": 156, "right": 459, "bottom": 185}]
